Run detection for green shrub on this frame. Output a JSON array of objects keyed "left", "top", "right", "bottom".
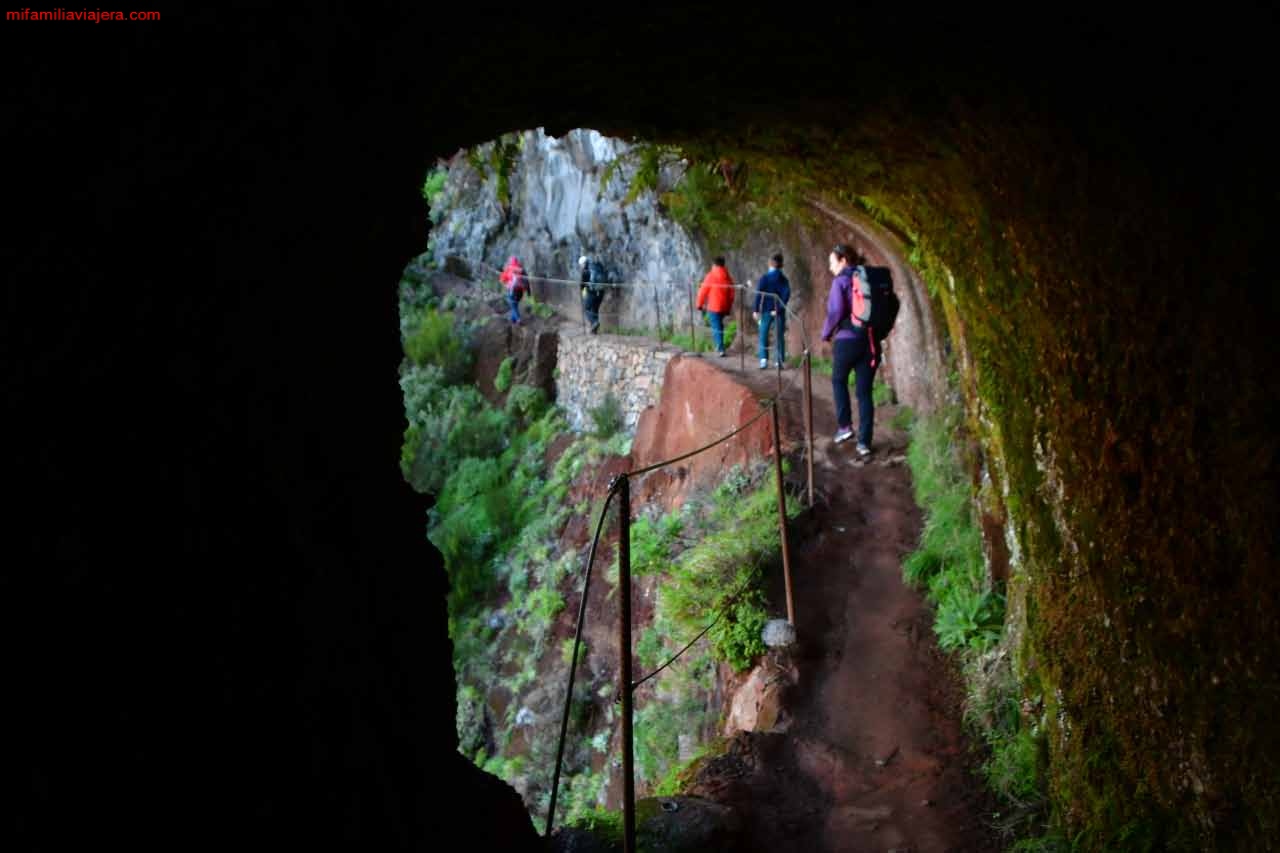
[
  {"left": 934, "top": 582, "right": 1004, "bottom": 652},
  {"left": 430, "top": 456, "right": 516, "bottom": 604},
  {"left": 986, "top": 724, "right": 1043, "bottom": 803},
  {"left": 634, "top": 677, "right": 711, "bottom": 785},
  {"left": 448, "top": 404, "right": 510, "bottom": 460},
  {"left": 398, "top": 286, "right": 438, "bottom": 340},
  {"left": 618, "top": 511, "right": 682, "bottom": 577},
  {"left": 659, "top": 468, "right": 798, "bottom": 673},
  {"left": 456, "top": 684, "right": 487, "bottom": 757},
  {"left": 421, "top": 165, "right": 448, "bottom": 224},
  {"left": 523, "top": 585, "right": 565, "bottom": 634},
  {"left": 901, "top": 408, "right": 1003, "bottom": 651},
  {"left": 709, "top": 590, "right": 769, "bottom": 672},
  {"left": 400, "top": 422, "right": 421, "bottom": 482},
  {"left": 404, "top": 308, "right": 473, "bottom": 382},
  {"left": 636, "top": 625, "right": 667, "bottom": 670},
  {"left": 505, "top": 384, "right": 549, "bottom": 424},
  {"left": 561, "top": 636, "right": 588, "bottom": 666},
  {"left": 567, "top": 807, "right": 623, "bottom": 845},
  {"left": 588, "top": 392, "right": 625, "bottom": 438},
  {"left": 403, "top": 380, "right": 512, "bottom": 494},
  {"left": 494, "top": 356, "right": 514, "bottom": 393},
  {"left": 400, "top": 363, "right": 448, "bottom": 420}
]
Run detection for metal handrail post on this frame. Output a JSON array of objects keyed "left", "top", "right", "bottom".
[
  {"left": 617, "top": 475, "right": 636, "bottom": 853},
  {"left": 771, "top": 402, "right": 796, "bottom": 626},
  {"left": 803, "top": 349, "right": 814, "bottom": 507}
]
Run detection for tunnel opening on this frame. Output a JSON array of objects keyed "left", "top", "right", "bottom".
[
  {"left": 14, "top": 9, "right": 1277, "bottom": 853},
  {"left": 404, "top": 126, "right": 1025, "bottom": 849},
  {"left": 402, "top": 94, "right": 1278, "bottom": 849}
]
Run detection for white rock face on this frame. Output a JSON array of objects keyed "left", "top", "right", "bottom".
[{"left": 430, "top": 129, "right": 706, "bottom": 330}]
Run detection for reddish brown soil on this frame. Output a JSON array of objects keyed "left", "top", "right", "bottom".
[{"left": 677, "top": 350, "right": 1001, "bottom": 852}]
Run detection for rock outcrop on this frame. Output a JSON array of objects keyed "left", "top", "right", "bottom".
[{"left": 430, "top": 129, "right": 705, "bottom": 331}]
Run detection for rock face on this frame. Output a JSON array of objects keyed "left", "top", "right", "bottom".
[
  {"left": 555, "top": 327, "right": 680, "bottom": 433},
  {"left": 629, "top": 356, "right": 778, "bottom": 509},
  {"left": 430, "top": 128, "right": 706, "bottom": 331},
  {"left": 429, "top": 130, "right": 949, "bottom": 419},
  {"left": 724, "top": 651, "right": 798, "bottom": 735},
  {"left": 636, "top": 796, "right": 744, "bottom": 852}
]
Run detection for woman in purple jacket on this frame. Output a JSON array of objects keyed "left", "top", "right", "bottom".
[{"left": 820, "top": 244, "right": 875, "bottom": 457}]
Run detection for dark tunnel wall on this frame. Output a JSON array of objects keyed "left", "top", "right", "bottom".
[{"left": 8, "top": 7, "right": 1277, "bottom": 851}]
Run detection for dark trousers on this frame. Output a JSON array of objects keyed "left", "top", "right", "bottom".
[
  {"left": 832, "top": 334, "right": 877, "bottom": 445},
  {"left": 582, "top": 290, "right": 603, "bottom": 329}
]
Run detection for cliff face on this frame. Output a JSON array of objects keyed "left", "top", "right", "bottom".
[
  {"left": 430, "top": 128, "right": 705, "bottom": 331},
  {"left": 431, "top": 131, "right": 951, "bottom": 419}
]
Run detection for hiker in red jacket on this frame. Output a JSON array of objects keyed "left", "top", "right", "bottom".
[
  {"left": 499, "top": 255, "right": 527, "bottom": 325},
  {"left": 695, "top": 256, "right": 735, "bottom": 357}
]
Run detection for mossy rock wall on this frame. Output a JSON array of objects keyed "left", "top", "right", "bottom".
[{"left": 636, "top": 97, "right": 1277, "bottom": 848}]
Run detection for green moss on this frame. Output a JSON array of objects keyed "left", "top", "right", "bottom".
[
  {"left": 653, "top": 736, "right": 729, "bottom": 797},
  {"left": 566, "top": 807, "right": 623, "bottom": 846}
]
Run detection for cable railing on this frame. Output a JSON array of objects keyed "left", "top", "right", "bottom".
[{"left": 446, "top": 254, "right": 812, "bottom": 359}]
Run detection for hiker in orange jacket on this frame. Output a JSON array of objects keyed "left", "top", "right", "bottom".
[{"left": 695, "top": 256, "right": 735, "bottom": 356}]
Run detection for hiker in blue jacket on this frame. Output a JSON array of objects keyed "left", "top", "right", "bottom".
[
  {"left": 753, "top": 253, "right": 790, "bottom": 369},
  {"left": 820, "top": 244, "right": 875, "bottom": 458}
]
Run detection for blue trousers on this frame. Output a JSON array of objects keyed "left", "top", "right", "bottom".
[
  {"left": 506, "top": 291, "right": 521, "bottom": 323},
  {"left": 708, "top": 311, "right": 727, "bottom": 353},
  {"left": 757, "top": 311, "right": 785, "bottom": 363},
  {"left": 832, "top": 334, "right": 877, "bottom": 445}
]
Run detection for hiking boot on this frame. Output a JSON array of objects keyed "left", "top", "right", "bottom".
[
  {"left": 855, "top": 442, "right": 872, "bottom": 458},
  {"left": 718, "top": 350, "right": 727, "bottom": 358},
  {"left": 759, "top": 358, "right": 769, "bottom": 369},
  {"left": 834, "top": 427, "right": 854, "bottom": 444},
  {"left": 590, "top": 323, "right": 599, "bottom": 335}
]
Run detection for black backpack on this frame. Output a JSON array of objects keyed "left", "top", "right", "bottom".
[
  {"left": 587, "top": 260, "right": 608, "bottom": 295},
  {"left": 849, "top": 265, "right": 900, "bottom": 366}
]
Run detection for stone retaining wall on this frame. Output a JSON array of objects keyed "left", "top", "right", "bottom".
[{"left": 556, "top": 328, "right": 681, "bottom": 433}]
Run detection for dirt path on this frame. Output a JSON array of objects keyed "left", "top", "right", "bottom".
[{"left": 688, "top": 351, "right": 999, "bottom": 852}]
